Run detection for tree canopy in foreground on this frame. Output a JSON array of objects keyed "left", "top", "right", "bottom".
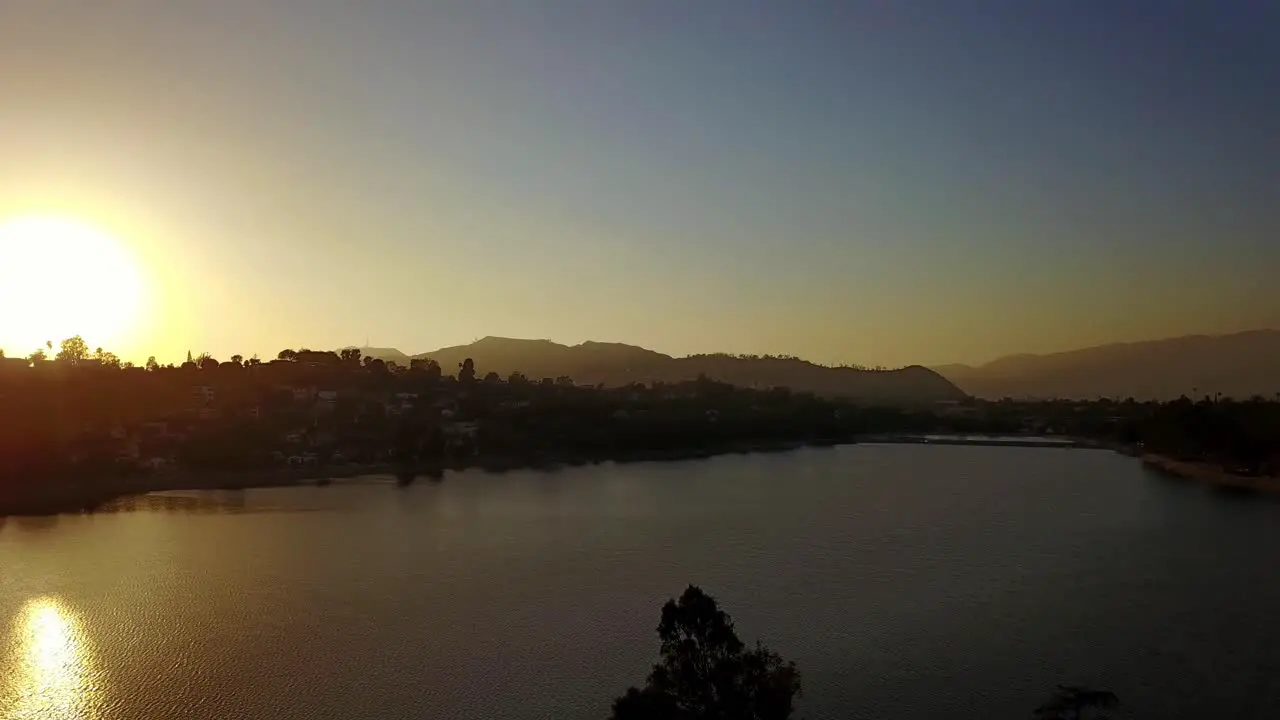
[{"left": 609, "top": 585, "right": 801, "bottom": 720}]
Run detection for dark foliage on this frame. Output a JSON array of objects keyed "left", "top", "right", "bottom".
[
  {"left": 4, "top": 336, "right": 1279, "bottom": 515},
  {"left": 964, "top": 395, "right": 1280, "bottom": 475},
  {"left": 610, "top": 586, "right": 800, "bottom": 720},
  {"left": 1034, "top": 685, "right": 1119, "bottom": 720}
]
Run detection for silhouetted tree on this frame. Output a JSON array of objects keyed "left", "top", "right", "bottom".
[
  {"left": 28, "top": 349, "right": 47, "bottom": 363},
  {"left": 93, "top": 347, "right": 121, "bottom": 369},
  {"left": 230, "top": 354, "right": 244, "bottom": 366},
  {"left": 610, "top": 586, "right": 800, "bottom": 720},
  {"left": 508, "top": 371, "right": 529, "bottom": 386},
  {"left": 145, "top": 356, "right": 160, "bottom": 372},
  {"left": 411, "top": 358, "right": 443, "bottom": 381},
  {"left": 56, "top": 336, "right": 89, "bottom": 365},
  {"left": 483, "top": 371, "right": 501, "bottom": 385},
  {"left": 196, "top": 354, "right": 218, "bottom": 370},
  {"left": 423, "top": 358, "right": 443, "bottom": 382},
  {"left": 1034, "top": 686, "right": 1119, "bottom": 720},
  {"left": 277, "top": 349, "right": 298, "bottom": 362},
  {"left": 459, "top": 357, "right": 476, "bottom": 384},
  {"left": 247, "top": 355, "right": 262, "bottom": 367},
  {"left": 340, "top": 348, "right": 362, "bottom": 366}
]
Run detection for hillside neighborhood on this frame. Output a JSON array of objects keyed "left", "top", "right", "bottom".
[
  {"left": 2, "top": 340, "right": 914, "bottom": 490},
  {"left": 3, "top": 335, "right": 1279, "bottom": 516}
]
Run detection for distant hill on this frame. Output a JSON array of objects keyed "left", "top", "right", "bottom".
[
  {"left": 347, "top": 346, "right": 412, "bottom": 364},
  {"left": 355, "top": 337, "right": 964, "bottom": 405},
  {"left": 933, "top": 330, "right": 1280, "bottom": 400}
]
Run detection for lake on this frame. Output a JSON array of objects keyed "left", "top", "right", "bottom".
[{"left": 4, "top": 444, "right": 1280, "bottom": 719}]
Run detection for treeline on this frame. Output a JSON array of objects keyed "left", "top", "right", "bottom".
[
  {"left": 1121, "top": 396, "right": 1280, "bottom": 473},
  {"left": 951, "top": 396, "right": 1280, "bottom": 475},
  {"left": 7, "top": 336, "right": 1277, "bottom": 480},
  {"left": 685, "top": 352, "right": 904, "bottom": 372},
  {"left": 0, "top": 337, "right": 960, "bottom": 493}
]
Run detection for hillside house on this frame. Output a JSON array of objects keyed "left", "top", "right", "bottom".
[{"left": 189, "top": 385, "right": 215, "bottom": 407}]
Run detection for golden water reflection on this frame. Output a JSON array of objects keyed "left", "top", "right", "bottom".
[{"left": 2, "top": 597, "right": 101, "bottom": 719}]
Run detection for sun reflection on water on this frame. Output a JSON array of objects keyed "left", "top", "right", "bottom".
[{"left": 2, "top": 597, "right": 101, "bottom": 719}]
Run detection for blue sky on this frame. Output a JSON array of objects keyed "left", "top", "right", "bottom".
[{"left": 1, "top": 0, "right": 1277, "bottom": 366}]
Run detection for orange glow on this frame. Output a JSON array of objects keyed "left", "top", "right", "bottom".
[{"left": 1, "top": 596, "right": 102, "bottom": 718}]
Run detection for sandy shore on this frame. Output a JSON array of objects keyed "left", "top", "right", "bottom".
[{"left": 1141, "top": 454, "right": 1280, "bottom": 493}]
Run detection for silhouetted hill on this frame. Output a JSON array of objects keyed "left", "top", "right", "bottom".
[
  {"left": 416, "top": 337, "right": 670, "bottom": 383},
  {"left": 934, "top": 330, "right": 1280, "bottom": 400},
  {"left": 347, "top": 346, "right": 412, "bottom": 365},
  {"left": 356, "top": 337, "right": 963, "bottom": 404}
]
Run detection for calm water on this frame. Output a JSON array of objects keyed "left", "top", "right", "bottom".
[{"left": 4, "top": 445, "right": 1280, "bottom": 720}]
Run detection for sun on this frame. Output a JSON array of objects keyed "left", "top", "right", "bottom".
[{"left": 0, "top": 215, "right": 145, "bottom": 355}]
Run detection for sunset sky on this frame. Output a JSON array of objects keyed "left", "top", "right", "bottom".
[{"left": 1, "top": 1, "right": 1277, "bottom": 368}]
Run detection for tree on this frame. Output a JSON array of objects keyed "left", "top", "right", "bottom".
[
  {"left": 56, "top": 336, "right": 90, "bottom": 365},
  {"left": 196, "top": 353, "right": 218, "bottom": 370},
  {"left": 340, "top": 348, "right": 362, "bottom": 366},
  {"left": 458, "top": 358, "right": 476, "bottom": 384},
  {"left": 410, "top": 357, "right": 442, "bottom": 382},
  {"left": 230, "top": 354, "right": 244, "bottom": 366},
  {"left": 93, "top": 347, "right": 122, "bottom": 369},
  {"left": 609, "top": 586, "right": 800, "bottom": 720},
  {"left": 1034, "top": 686, "right": 1119, "bottom": 720},
  {"left": 247, "top": 355, "right": 262, "bottom": 367},
  {"left": 28, "top": 349, "right": 47, "bottom": 363},
  {"left": 0, "top": 349, "right": 5, "bottom": 358},
  {"left": 278, "top": 349, "right": 298, "bottom": 362},
  {"left": 483, "top": 371, "right": 501, "bottom": 385},
  {"left": 146, "top": 356, "right": 160, "bottom": 372}
]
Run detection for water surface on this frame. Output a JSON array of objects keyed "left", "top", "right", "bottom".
[{"left": 4, "top": 445, "right": 1279, "bottom": 719}]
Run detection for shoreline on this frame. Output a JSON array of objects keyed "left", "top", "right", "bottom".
[
  {"left": 10, "top": 438, "right": 1245, "bottom": 518},
  {"left": 0, "top": 439, "right": 825, "bottom": 518},
  {"left": 860, "top": 435, "right": 1100, "bottom": 449},
  {"left": 1140, "top": 454, "right": 1280, "bottom": 494}
]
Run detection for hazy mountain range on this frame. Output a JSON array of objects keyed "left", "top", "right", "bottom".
[
  {"left": 353, "top": 330, "right": 1280, "bottom": 403},
  {"left": 354, "top": 337, "right": 964, "bottom": 405},
  {"left": 932, "top": 330, "right": 1280, "bottom": 400}
]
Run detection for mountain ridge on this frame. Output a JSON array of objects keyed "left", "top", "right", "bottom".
[
  {"left": 931, "top": 329, "right": 1280, "bottom": 400},
  {"left": 352, "top": 337, "right": 962, "bottom": 404}
]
